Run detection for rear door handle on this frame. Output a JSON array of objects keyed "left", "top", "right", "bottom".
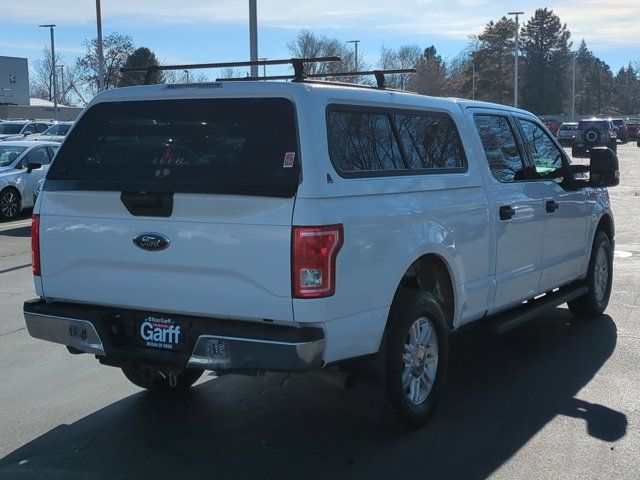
[
  {"left": 546, "top": 200, "right": 559, "bottom": 214},
  {"left": 499, "top": 205, "right": 516, "bottom": 220}
]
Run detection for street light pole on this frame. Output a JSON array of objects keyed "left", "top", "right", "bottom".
[
  {"left": 347, "top": 40, "right": 360, "bottom": 71},
  {"left": 508, "top": 11, "right": 524, "bottom": 108},
  {"left": 472, "top": 62, "right": 476, "bottom": 100},
  {"left": 249, "top": 0, "right": 258, "bottom": 77},
  {"left": 571, "top": 52, "right": 576, "bottom": 121},
  {"left": 39, "top": 24, "right": 58, "bottom": 116},
  {"left": 96, "top": 0, "right": 105, "bottom": 91}
]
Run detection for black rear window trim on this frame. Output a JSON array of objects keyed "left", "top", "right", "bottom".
[
  {"left": 43, "top": 179, "right": 298, "bottom": 198},
  {"left": 325, "top": 104, "right": 469, "bottom": 179}
]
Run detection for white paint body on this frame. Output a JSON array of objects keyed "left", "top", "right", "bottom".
[{"left": 34, "top": 82, "right": 613, "bottom": 364}]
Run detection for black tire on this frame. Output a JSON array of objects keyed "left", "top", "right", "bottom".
[
  {"left": 568, "top": 230, "right": 613, "bottom": 318},
  {"left": 122, "top": 364, "right": 203, "bottom": 391},
  {"left": 382, "top": 289, "right": 449, "bottom": 430},
  {"left": 0, "top": 187, "right": 21, "bottom": 221}
]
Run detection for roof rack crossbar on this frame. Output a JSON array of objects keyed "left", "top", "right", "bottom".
[
  {"left": 121, "top": 57, "right": 342, "bottom": 84},
  {"left": 216, "top": 68, "right": 416, "bottom": 89}
]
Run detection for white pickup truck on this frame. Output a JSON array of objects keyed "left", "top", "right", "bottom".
[{"left": 24, "top": 78, "right": 619, "bottom": 429}]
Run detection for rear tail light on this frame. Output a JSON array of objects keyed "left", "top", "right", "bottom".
[
  {"left": 292, "top": 225, "right": 343, "bottom": 298},
  {"left": 32, "top": 214, "right": 40, "bottom": 276},
  {"left": 575, "top": 131, "right": 581, "bottom": 141}
]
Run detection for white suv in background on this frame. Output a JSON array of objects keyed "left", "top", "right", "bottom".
[{"left": 24, "top": 79, "right": 618, "bottom": 429}]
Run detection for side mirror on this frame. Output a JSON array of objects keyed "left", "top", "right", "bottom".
[
  {"left": 26, "top": 162, "right": 42, "bottom": 173},
  {"left": 589, "top": 147, "right": 619, "bottom": 188}
]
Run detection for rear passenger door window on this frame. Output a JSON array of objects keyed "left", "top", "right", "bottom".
[
  {"left": 327, "top": 107, "right": 467, "bottom": 176},
  {"left": 517, "top": 119, "right": 565, "bottom": 175},
  {"left": 474, "top": 115, "right": 526, "bottom": 183}
]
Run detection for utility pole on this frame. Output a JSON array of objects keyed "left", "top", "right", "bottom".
[
  {"left": 249, "top": 0, "right": 258, "bottom": 77},
  {"left": 39, "top": 24, "right": 58, "bottom": 116},
  {"left": 96, "top": 0, "right": 105, "bottom": 91},
  {"left": 571, "top": 52, "right": 576, "bottom": 121},
  {"left": 472, "top": 63, "right": 476, "bottom": 100},
  {"left": 508, "top": 11, "right": 524, "bottom": 108},
  {"left": 347, "top": 40, "right": 360, "bottom": 71}
]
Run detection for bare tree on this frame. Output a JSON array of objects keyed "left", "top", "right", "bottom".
[
  {"left": 287, "top": 29, "right": 364, "bottom": 83},
  {"left": 30, "top": 47, "right": 84, "bottom": 106},
  {"left": 76, "top": 32, "right": 135, "bottom": 96},
  {"left": 215, "top": 67, "right": 246, "bottom": 80},
  {"left": 378, "top": 44, "right": 422, "bottom": 89},
  {"left": 163, "top": 69, "right": 211, "bottom": 83}
]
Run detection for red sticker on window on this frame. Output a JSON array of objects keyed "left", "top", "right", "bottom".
[{"left": 283, "top": 152, "right": 296, "bottom": 168}]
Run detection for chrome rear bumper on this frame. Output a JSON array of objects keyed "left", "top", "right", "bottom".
[
  {"left": 25, "top": 311, "right": 105, "bottom": 356},
  {"left": 23, "top": 300, "right": 324, "bottom": 372}
]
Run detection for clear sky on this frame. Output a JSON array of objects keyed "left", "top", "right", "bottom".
[{"left": 1, "top": 0, "right": 638, "bottom": 78}]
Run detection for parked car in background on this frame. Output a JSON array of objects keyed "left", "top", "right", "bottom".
[
  {"left": 626, "top": 117, "right": 640, "bottom": 139},
  {"left": 542, "top": 117, "right": 561, "bottom": 133},
  {"left": 0, "top": 120, "right": 51, "bottom": 141},
  {"left": 33, "top": 178, "right": 45, "bottom": 204},
  {"left": 0, "top": 141, "right": 58, "bottom": 220},
  {"left": 610, "top": 118, "right": 628, "bottom": 143},
  {"left": 556, "top": 122, "right": 578, "bottom": 146},
  {"left": 573, "top": 118, "right": 617, "bottom": 157},
  {"left": 26, "top": 121, "right": 74, "bottom": 143}
]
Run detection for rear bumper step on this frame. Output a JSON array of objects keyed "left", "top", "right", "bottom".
[{"left": 23, "top": 299, "right": 324, "bottom": 372}]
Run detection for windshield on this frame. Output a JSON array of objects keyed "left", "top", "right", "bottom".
[
  {"left": 612, "top": 120, "right": 624, "bottom": 126},
  {"left": 49, "top": 98, "right": 300, "bottom": 196},
  {"left": 0, "top": 123, "right": 25, "bottom": 135},
  {"left": 0, "top": 145, "right": 27, "bottom": 167},
  {"left": 560, "top": 124, "right": 577, "bottom": 131},
  {"left": 43, "top": 124, "right": 72, "bottom": 136}
]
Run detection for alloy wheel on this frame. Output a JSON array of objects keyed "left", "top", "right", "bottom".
[
  {"left": 402, "top": 316, "right": 439, "bottom": 406},
  {"left": 0, "top": 191, "right": 19, "bottom": 219}
]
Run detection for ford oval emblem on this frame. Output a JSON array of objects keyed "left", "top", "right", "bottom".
[{"left": 133, "top": 233, "right": 170, "bottom": 252}]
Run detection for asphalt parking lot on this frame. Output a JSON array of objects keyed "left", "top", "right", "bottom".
[{"left": 0, "top": 143, "right": 639, "bottom": 480}]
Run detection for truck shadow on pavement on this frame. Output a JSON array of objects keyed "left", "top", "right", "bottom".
[
  {"left": 0, "top": 226, "right": 31, "bottom": 238},
  {"left": 0, "top": 310, "right": 625, "bottom": 480}
]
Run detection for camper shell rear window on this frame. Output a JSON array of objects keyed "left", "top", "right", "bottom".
[{"left": 46, "top": 98, "right": 300, "bottom": 197}]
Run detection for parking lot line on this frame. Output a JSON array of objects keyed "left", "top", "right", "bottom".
[{"left": 0, "top": 220, "right": 32, "bottom": 232}]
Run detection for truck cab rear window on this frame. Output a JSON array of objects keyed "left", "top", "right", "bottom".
[{"left": 48, "top": 98, "right": 300, "bottom": 196}]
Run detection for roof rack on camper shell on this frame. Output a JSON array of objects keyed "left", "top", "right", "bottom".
[{"left": 120, "top": 57, "right": 416, "bottom": 89}]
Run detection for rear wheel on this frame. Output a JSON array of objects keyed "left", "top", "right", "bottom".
[
  {"left": 568, "top": 230, "right": 613, "bottom": 318},
  {"left": 382, "top": 290, "right": 449, "bottom": 430},
  {"left": 122, "top": 364, "right": 203, "bottom": 391},
  {"left": 0, "top": 188, "right": 21, "bottom": 221}
]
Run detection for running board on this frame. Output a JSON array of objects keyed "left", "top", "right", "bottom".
[{"left": 486, "top": 285, "right": 589, "bottom": 335}]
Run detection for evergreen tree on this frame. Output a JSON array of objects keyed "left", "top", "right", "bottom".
[
  {"left": 411, "top": 46, "right": 447, "bottom": 96},
  {"left": 613, "top": 64, "right": 640, "bottom": 114},
  {"left": 119, "top": 47, "right": 164, "bottom": 86},
  {"left": 466, "top": 17, "right": 516, "bottom": 104},
  {"left": 520, "top": 8, "right": 572, "bottom": 114},
  {"left": 574, "top": 40, "right": 614, "bottom": 115}
]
